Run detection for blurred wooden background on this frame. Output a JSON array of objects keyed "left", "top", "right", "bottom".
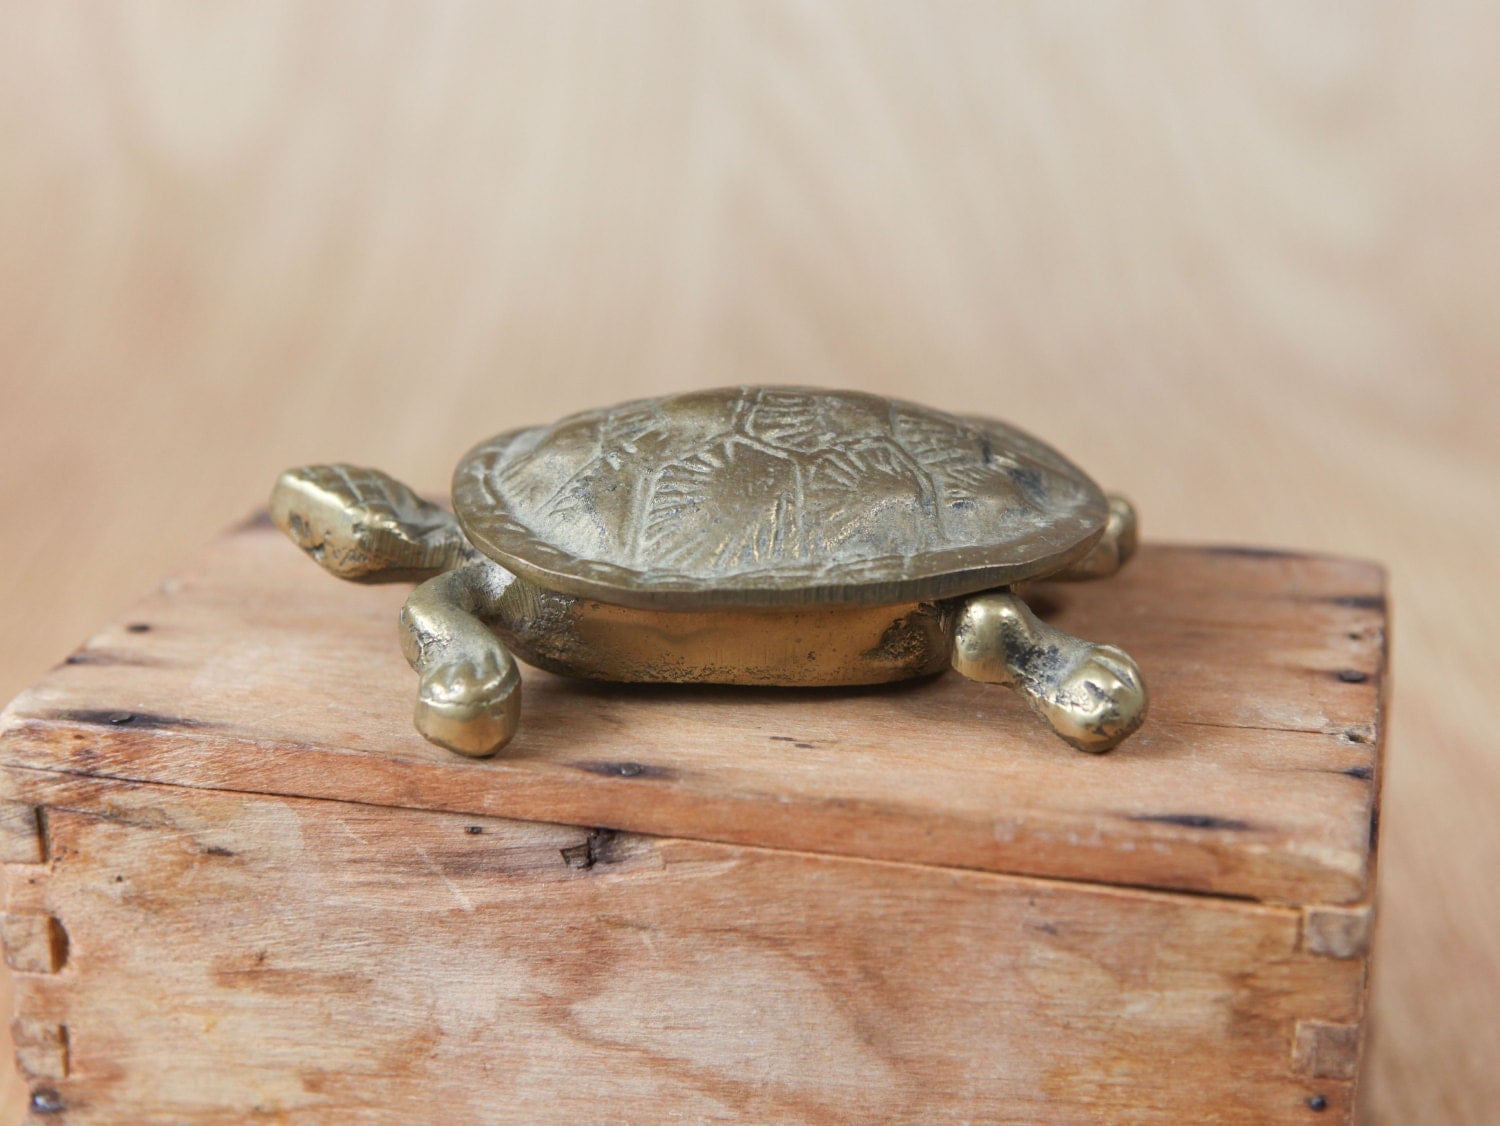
[{"left": 1, "top": 3, "right": 1495, "bottom": 1121}]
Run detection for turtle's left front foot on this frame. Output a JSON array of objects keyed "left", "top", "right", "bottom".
[{"left": 951, "top": 590, "right": 1147, "bottom": 752}]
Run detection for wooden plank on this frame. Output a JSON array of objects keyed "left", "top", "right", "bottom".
[
  {"left": 1, "top": 770, "right": 1366, "bottom": 1123},
  {"left": 0, "top": 524, "right": 1385, "bottom": 907}
]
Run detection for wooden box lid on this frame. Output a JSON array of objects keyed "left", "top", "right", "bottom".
[{"left": 0, "top": 517, "right": 1385, "bottom": 907}]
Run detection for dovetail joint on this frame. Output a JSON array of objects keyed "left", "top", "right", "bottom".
[
  {"left": 11, "top": 1019, "right": 69, "bottom": 1082},
  {"left": 1291, "top": 1020, "right": 1361, "bottom": 1080},
  {"left": 0, "top": 803, "right": 47, "bottom": 865},
  {"left": 1301, "top": 904, "right": 1373, "bottom": 959},
  {"left": 2, "top": 914, "right": 69, "bottom": 974}
]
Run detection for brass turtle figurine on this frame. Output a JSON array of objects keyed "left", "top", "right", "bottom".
[{"left": 271, "top": 387, "right": 1147, "bottom": 757}]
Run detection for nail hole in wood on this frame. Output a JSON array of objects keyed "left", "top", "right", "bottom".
[{"left": 30, "top": 1088, "right": 64, "bottom": 1115}]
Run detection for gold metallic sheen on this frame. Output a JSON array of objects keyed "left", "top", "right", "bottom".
[
  {"left": 1050, "top": 495, "right": 1139, "bottom": 582},
  {"left": 453, "top": 387, "right": 1108, "bottom": 609},
  {"left": 270, "top": 387, "right": 1149, "bottom": 758},
  {"left": 400, "top": 563, "right": 521, "bottom": 757},
  {"left": 950, "top": 591, "right": 1147, "bottom": 753},
  {"left": 269, "top": 464, "right": 473, "bottom": 583},
  {"left": 493, "top": 582, "right": 952, "bottom": 687}
]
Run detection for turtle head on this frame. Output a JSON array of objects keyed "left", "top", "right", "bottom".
[{"left": 270, "top": 464, "right": 473, "bottom": 583}]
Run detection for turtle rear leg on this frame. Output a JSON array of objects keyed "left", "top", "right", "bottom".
[
  {"left": 400, "top": 559, "right": 522, "bottom": 757},
  {"left": 951, "top": 590, "right": 1147, "bottom": 752},
  {"left": 1048, "top": 495, "right": 1139, "bottom": 581}
]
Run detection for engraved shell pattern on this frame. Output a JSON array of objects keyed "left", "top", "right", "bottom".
[{"left": 452, "top": 387, "right": 1108, "bottom": 608}]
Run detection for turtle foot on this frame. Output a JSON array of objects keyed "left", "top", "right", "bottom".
[
  {"left": 415, "top": 653, "right": 522, "bottom": 757},
  {"left": 1024, "top": 643, "right": 1146, "bottom": 753},
  {"left": 951, "top": 589, "right": 1147, "bottom": 752},
  {"left": 400, "top": 560, "right": 522, "bottom": 757}
]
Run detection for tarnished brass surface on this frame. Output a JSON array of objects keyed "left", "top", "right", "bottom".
[
  {"left": 399, "top": 562, "right": 521, "bottom": 757},
  {"left": 270, "top": 464, "right": 473, "bottom": 583},
  {"left": 453, "top": 386, "right": 1107, "bottom": 609},
  {"left": 1049, "top": 495, "right": 1138, "bottom": 582},
  {"left": 950, "top": 590, "right": 1147, "bottom": 753},
  {"left": 271, "top": 388, "right": 1147, "bottom": 757},
  {"left": 493, "top": 580, "right": 951, "bottom": 687}
]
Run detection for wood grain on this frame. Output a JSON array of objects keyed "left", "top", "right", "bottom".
[
  {"left": 1, "top": 530, "right": 1385, "bottom": 911},
  {"left": 2, "top": 770, "right": 1366, "bottom": 1123},
  {"left": 0, "top": 533, "right": 1382, "bottom": 1120},
  {"left": 1, "top": 4, "right": 1495, "bottom": 1121}
]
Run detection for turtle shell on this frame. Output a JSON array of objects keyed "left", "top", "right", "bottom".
[{"left": 452, "top": 387, "right": 1108, "bottom": 609}]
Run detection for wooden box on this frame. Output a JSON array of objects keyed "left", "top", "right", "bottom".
[{"left": 0, "top": 520, "right": 1385, "bottom": 1123}]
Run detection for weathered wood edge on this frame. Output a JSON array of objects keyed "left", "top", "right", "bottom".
[
  {"left": 0, "top": 738, "right": 1372, "bottom": 919},
  {"left": 0, "top": 784, "right": 67, "bottom": 1115},
  {"left": 1345, "top": 602, "right": 1391, "bottom": 1111},
  {"left": 0, "top": 716, "right": 1368, "bottom": 911},
  {"left": 3, "top": 764, "right": 1324, "bottom": 917}
]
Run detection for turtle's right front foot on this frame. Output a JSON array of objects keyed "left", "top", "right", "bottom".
[
  {"left": 400, "top": 560, "right": 522, "bottom": 757},
  {"left": 414, "top": 649, "right": 521, "bottom": 758}
]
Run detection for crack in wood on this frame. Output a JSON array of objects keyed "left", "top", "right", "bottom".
[
  {"left": 1128, "top": 813, "right": 1255, "bottom": 832},
  {"left": 50, "top": 709, "right": 209, "bottom": 731}
]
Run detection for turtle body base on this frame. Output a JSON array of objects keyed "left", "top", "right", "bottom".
[
  {"left": 400, "top": 558, "right": 1146, "bottom": 757},
  {"left": 495, "top": 577, "right": 952, "bottom": 688},
  {"left": 494, "top": 580, "right": 1146, "bottom": 754}
]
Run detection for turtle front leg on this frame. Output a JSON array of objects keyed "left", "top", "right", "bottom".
[
  {"left": 399, "top": 559, "right": 522, "bottom": 757},
  {"left": 271, "top": 464, "right": 521, "bottom": 756},
  {"left": 951, "top": 590, "right": 1147, "bottom": 752}
]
